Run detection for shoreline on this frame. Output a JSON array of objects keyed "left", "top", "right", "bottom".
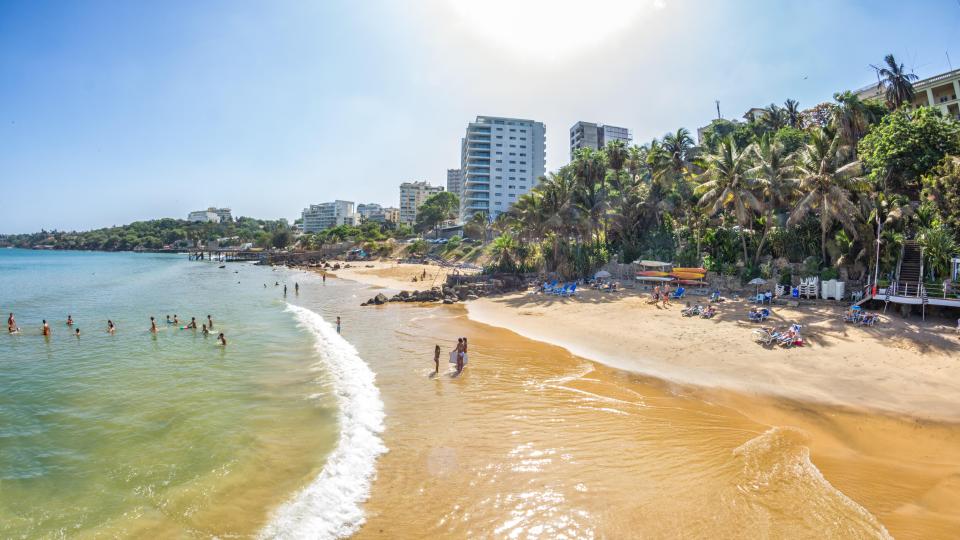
[{"left": 327, "top": 264, "right": 960, "bottom": 423}]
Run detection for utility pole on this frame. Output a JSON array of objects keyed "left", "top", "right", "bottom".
[{"left": 715, "top": 100, "right": 722, "bottom": 120}]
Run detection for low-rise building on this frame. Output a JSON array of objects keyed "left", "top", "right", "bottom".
[
  {"left": 187, "top": 209, "right": 221, "bottom": 223},
  {"left": 855, "top": 67, "right": 960, "bottom": 120},
  {"left": 399, "top": 181, "right": 444, "bottom": 224},
  {"left": 301, "top": 200, "right": 356, "bottom": 233}
]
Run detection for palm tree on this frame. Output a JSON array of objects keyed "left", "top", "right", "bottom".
[
  {"left": 747, "top": 134, "right": 799, "bottom": 263},
  {"left": 695, "top": 136, "right": 764, "bottom": 264},
  {"left": 784, "top": 99, "right": 801, "bottom": 128},
  {"left": 571, "top": 147, "right": 608, "bottom": 243},
  {"left": 761, "top": 103, "right": 786, "bottom": 131},
  {"left": 787, "top": 130, "right": 868, "bottom": 265},
  {"left": 832, "top": 91, "right": 877, "bottom": 152},
  {"left": 872, "top": 54, "right": 918, "bottom": 110}
]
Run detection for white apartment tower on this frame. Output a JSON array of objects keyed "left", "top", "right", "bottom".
[
  {"left": 399, "top": 181, "right": 444, "bottom": 224},
  {"left": 569, "top": 122, "right": 632, "bottom": 160},
  {"left": 301, "top": 200, "right": 356, "bottom": 233},
  {"left": 460, "top": 115, "right": 546, "bottom": 221}
]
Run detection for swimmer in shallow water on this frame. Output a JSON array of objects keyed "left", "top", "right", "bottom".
[
  {"left": 173, "top": 315, "right": 180, "bottom": 325},
  {"left": 207, "top": 315, "right": 214, "bottom": 330},
  {"left": 201, "top": 323, "right": 210, "bottom": 336},
  {"left": 217, "top": 332, "right": 227, "bottom": 346},
  {"left": 185, "top": 317, "right": 197, "bottom": 330},
  {"left": 42, "top": 320, "right": 51, "bottom": 337},
  {"left": 150, "top": 317, "right": 158, "bottom": 333},
  {"left": 8, "top": 312, "right": 18, "bottom": 333},
  {"left": 66, "top": 314, "right": 74, "bottom": 326},
  {"left": 166, "top": 315, "right": 173, "bottom": 324},
  {"left": 75, "top": 328, "right": 81, "bottom": 338},
  {"left": 107, "top": 320, "right": 116, "bottom": 334}
]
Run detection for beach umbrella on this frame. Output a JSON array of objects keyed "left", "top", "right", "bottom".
[
  {"left": 748, "top": 277, "right": 767, "bottom": 295},
  {"left": 594, "top": 270, "right": 611, "bottom": 279}
]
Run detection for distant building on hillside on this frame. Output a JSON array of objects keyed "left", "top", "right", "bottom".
[
  {"left": 742, "top": 107, "right": 766, "bottom": 123},
  {"left": 188, "top": 208, "right": 221, "bottom": 223},
  {"left": 399, "top": 181, "right": 443, "bottom": 225},
  {"left": 854, "top": 67, "right": 960, "bottom": 119},
  {"left": 356, "top": 203, "right": 399, "bottom": 225},
  {"left": 446, "top": 168, "right": 464, "bottom": 198},
  {"left": 569, "top": 122, "right": 631, "bottom": 160},
  {"left": 460, "top": 115, "right": 546, "bottom": 221},
  {"left": 301, "top": 200, "right": 356, "bottom": 233}
]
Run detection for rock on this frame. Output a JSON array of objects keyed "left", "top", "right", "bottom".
[
  {"left": 373, "top": 293, "right": 388, "bottom": 305},
  {"left": 399, "top": 290, "right": 411, "bottom": 299},
  {"left": 443, "top": 298, "right": 455, "bottom": 304}
]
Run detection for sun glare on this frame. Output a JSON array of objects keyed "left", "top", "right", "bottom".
[{"left": 447, "top": 0, "right": 654, "bottom": 62}]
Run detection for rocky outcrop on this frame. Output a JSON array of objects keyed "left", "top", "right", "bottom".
[{"left": 361, "top": 275, "right": 527, "bottom": 307}]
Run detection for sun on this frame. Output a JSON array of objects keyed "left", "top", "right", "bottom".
[{"left": 446, "top": 0, "right": 654, "bottom": 62}]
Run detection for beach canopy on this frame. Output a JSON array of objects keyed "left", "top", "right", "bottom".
[
  {"left": 594, "top": 270, "right": 611, "bottom": 279},
  {"left": 748, "top": 278, "right": 767, "bottom": 285},
  {"left": 636, "top": 260, "right": 671, "bottom": 267}
]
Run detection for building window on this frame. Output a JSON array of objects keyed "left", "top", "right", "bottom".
[
  {"left": 509, "top": 169, "right": 516, "bottom": 172},
  {"left": 520, "top": 161, "right": 526, "bottom": 165},
  {"left": 509, "top": 136, "right": 516, "bottom": 140},
  {"left": 495, "top": 193, "right": 502, "bottom": 196},
  {"left": 509, "top": 194, "right": 516, "bottom": 198},
  {"left": 496, "top": 135, "right": 503, "bottom": 139},
  {"left": 495, "top": 167, "right": 502, "bottom": 171}
]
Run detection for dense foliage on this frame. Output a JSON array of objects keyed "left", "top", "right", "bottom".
[{"left": 492, "top": 55, "right": 960, "bottom": 284}]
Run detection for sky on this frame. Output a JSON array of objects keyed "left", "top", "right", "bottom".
[{"left": 2, "top": 0, "right": 959, "bottom": 233}]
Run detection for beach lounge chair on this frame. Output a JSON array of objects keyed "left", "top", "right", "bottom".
[
  {"left": 542, "top": 280, "right": 558, "bottom": 294},
  {"left": 859, "top": 313, "right": 878, "bottom": 326},
  {"left": 710, "top": 290, "right": 721, "bottom": 302},
  {"left": 551, "top": 283, "right": 569, "bottom": 296},
  {"left": 681, "top": 304, "right": 701, "bottom": 317},
  {"left": 753, "top": 327, "right": 776, "bottom": 345},
  {"left": 561, "top": 283, "right": 577, "bottom": 297},
  {"left": 748, "top": 308, "right": 770, "bottom": 322},
  {"left": 671, "top": 286, "right": 686, "bottom": 299}
]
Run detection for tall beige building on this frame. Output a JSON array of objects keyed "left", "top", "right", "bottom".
[{"left": 399, "top": 181, "right": 444, "bottom": 224}]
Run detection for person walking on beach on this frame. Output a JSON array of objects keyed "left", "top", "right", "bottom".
[
  {"left": 217, "top": 333, "right": 227, "bottom": 346},
  {"left": 461, "top": 337, "right": 468, "bottom": 372},
  {"left": 42, "top": 320, "right": 51, "bottom": 336},
  {"left": 150, "top": 316, "right": 158, "bottom": 333},
  {"left": 336, "top": 316, "right": 341, "bottom": 334},
  {"left": 207, "top": 315, "right": 214, "bottom": 330},
  {"left": 107, "top": 320, "right": 116, "bottom": 334},
  {"left": 66, "top": 314, "right": 74, "bottom": 326},
  {"left": 453, "top": 338, "right": 463, "bottom": 371},
  {"left": 433, "top": 345, "right": 441, "bottom": 373},
  {"left": 662, "top": 284, "right": 671, "bottom": 307}
]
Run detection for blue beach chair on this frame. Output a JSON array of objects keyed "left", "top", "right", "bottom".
[{"left": 671, "top": 286, "right": 686, "bottom": 299}]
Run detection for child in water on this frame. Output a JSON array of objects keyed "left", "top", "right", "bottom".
[
  {"left": 217, "top": 333, "right": 227, "bottom": 346},
  {"left": 75, "top": 328, "right": 81, "bottom": 338}
]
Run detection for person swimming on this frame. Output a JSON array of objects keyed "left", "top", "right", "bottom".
[
  {"left": 107, "top": 320, "right": 116, "bottom": 334},
  {"left": 75, "top": 328, "right": 81, "bottom": 338},
  {"left": 150, "top": 316, "right": 158, "bottom": 333},
  {"left": 42, "top": 320, "right": 51, "bottom": 337},
  {"left": 66, "top": 314, "right": 74, "bottom": 326},
  {"left": 207, "top": 315, "right": 214, "bottom": 330},
  {"left": 201, "top": 323, "right": 210, "bottom": 336},
  {"left": 217, "top": 332, "right": 227, "bottom": 346}
]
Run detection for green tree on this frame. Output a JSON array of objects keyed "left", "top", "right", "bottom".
[
  {"left": 859, "top": 107, "right": 960, "bottom": 196},
  {"left": 922, "top": 156, "right": 960, "bottom": 231},
  {"left": 918, "top": 225, "right": 957, "bottom": 281},
  {"left": 788, "top": 130, "right": 867, "bottom": 264},
  {"left": 414, "top": 191, "right": 460, "bottom": 237},
  {"left": 784, "top": 99, "right": 801, "bottom": 128}
]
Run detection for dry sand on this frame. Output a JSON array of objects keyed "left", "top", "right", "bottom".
[
  {"left": 467, "top": 288, "right": 960, "bottom": 423},
  {"left": 326, "top": 260, "right": 477, "bottom": 292}
]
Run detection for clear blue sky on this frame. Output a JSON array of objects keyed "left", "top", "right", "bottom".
[{"left": 2, "top": 0, "right": 959, "bottom": 233}]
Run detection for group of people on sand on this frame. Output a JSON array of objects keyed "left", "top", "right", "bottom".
[
  {"left": 648, "top": 284, "right": 673, "bottom": 307},
  {"left": 433, "top": 337, "right": 469, "bottom": 374}
]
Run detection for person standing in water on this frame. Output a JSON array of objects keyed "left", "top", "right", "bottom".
[
  {"left": 66, "top": 314, "right": 74, "bottom": 326},
  {"left": 295, "top": 282, "right": 299, "bottom": 294},
  {"left": 75, "top": 328, "right": 81, "bottom": 338},
  {"left": 201, "top": 323, "right": 209, "bottom": 336},
  {"left": 283, "top": 284, "right": 287, "bottom": 296},
  {"left": 336, "top": 316, "right": 341, "bottom": 334},
  {"left": 433, "top": 345, "right": 441, "bottom": 373},
  {"left": 9, "top": 312, "right": 18, "bottom": 333},
  {"left": 42, "top": 320, "right": 51, "bottom": 336},
  {"left": 150, "top": 317, "right": 158, "bottom": 333},
  {"left": 217, "top": 332, "right": 227, "bottom": 346},
  {"left": 207, "top": 315, "right": 214, "bottom": 330},
  {"left": 185, "top": 317, "right": 197, "bottom": 330},
  {"left": 107, "top": 320, "right": 116, "bottom": 334},
  {"left": 173, "top": 315, "right": 180, "bottom": 325},
  {"left": 459, "top": 337, "right": 468, "bottom": 372},
  {"left": 322, "top": 273, "right": 326, "bottom": 284}
]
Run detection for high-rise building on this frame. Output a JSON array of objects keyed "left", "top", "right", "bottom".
[
  {"left": 446, "top": 168, "right": 464, "bottom": 198},
  {"left": 399, "top": 181, "right": 444, "bottom": 224},
  {"left": 460, "top": 115, "right": 546, "bottom": 221},
  {"left": 569, "top": 122, "right": 632, "bottom": 160},
  {"left": 301, "top": 200, "right": 356, "bottom": 233}
]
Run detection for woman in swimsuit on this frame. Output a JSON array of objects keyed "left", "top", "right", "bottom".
[
  {"left": 150, "top": 317, "right": 158, "bottom": 333},
  {"left": 8, "top": 313, "right": 17, "bottom": 333}
]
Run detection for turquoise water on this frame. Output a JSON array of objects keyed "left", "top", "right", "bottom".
[{"left": 0, "top": 250, "right": 358, "bottom": 537}]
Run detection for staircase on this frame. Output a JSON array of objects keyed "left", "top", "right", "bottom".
[{"left": 896, "top": 240, "right": 923, "bottom": 296}]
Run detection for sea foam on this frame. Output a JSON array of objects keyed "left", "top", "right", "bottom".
[{"left": 260, "top": 304, "right": 387, "bottom": 539}]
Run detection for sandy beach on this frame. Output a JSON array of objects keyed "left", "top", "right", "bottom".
[
  {"left": 328, "top": 261, "right": 478, "bottom": 292},
  {"left": 467, "top": 287, "right": 960, "bottom": 423}
]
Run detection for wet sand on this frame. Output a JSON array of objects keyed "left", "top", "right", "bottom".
[{"left": 348, "top": 305, "right": 960, "bottom": 539}]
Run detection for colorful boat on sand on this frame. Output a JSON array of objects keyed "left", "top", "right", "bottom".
[
  {"left": 637, "top": 271, "right": 670, "bottom": 277},
  {"left": 671, "top": 272, "right": 705, "bottom": 280},
  {"left": 672, "top": 267, "right": 706, "bottom": 274}
]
